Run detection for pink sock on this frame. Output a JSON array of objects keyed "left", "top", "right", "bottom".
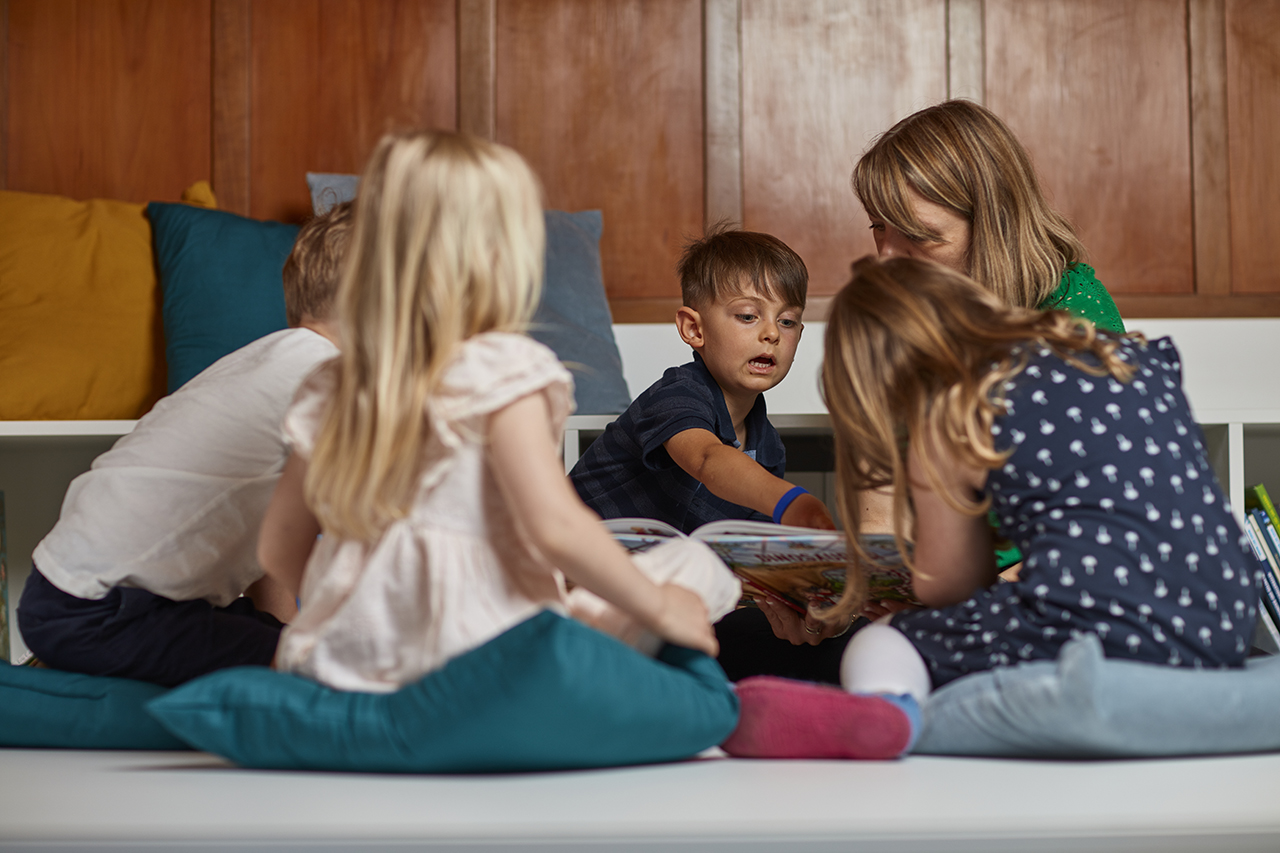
[{"left": 721, "top": 676, "right": 915, "bottom": 760}]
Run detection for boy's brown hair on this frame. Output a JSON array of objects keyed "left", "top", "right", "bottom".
[
  {"left": 678, "top": 224, "right": 807, "bottom": 310},
  {"left": 282, "top": 201, "right": 354, "bottom": 326}
]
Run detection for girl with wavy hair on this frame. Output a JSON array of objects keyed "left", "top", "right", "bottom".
[{"left": 723, "top": 257, "right": 1256, "bottom": 760}]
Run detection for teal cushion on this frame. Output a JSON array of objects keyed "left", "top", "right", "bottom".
[
  {"left": 306, "top": 173, "right": 631, "bottom": 413},
  {"left": 147, "top": 203, "right": 298, "bottom": 392},
  {"left": 147, "top": 611, "right": 738, "bottom": 772},
  {"left": 0, "top": 662, "right": 190, "bottom": 750},
  {"left": 915, "top": 633, "right": 1280, "bottom": 758}
]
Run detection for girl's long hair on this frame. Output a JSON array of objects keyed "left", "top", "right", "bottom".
[
  {"left": 307, "top": 130, "right": 545, "bottom": 541},
  {"left": 852, "top": 99, "right": 1086, "bottom": 309},
  {"left": 819, "top": 257, "right": 1136, "bottom": 621}
]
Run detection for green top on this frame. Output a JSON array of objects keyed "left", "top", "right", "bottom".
[
  {"left": 1037, "top": 262, "right": 1125, "bottom": 334},
  {"left": 993, "top": 263, "right": 1125, "bottom": 570}
]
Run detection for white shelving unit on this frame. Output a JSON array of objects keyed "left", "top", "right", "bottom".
[{"left": 4, "top": 319, "right": 1279, "bottom": 661}]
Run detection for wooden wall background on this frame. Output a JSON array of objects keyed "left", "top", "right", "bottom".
[{"left": 3, "top": 0, "right": 1279, "bottom": 320}]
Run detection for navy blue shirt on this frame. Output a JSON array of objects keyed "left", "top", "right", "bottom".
[
  {"left": 570, "top": 353, "right": 786, "bottom": 533},
  {"left": 893, "top": 337, "right": 1258, "bottom": 687}
]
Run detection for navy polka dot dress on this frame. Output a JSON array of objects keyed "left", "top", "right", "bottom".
[{"left": 891, "top": 336, "right": 1261, "bottom": 688}]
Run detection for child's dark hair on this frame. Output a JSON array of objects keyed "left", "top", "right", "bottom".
[
  {"left": 282, "top": 201, "right": 355, "bottom": 326},
  {"left": 678, "top": 224, "right": 808, "bottom": 310}
]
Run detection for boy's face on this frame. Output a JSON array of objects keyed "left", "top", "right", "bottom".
[{"left": 677, "top": 283, "right": 803, "bottom": 404}]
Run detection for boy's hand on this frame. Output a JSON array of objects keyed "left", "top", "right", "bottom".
[
  {"left": 779, "top": 492, "right": 836, "bottom": 529},
  {"left": 649, "top": 583, "right": 719, "bottom": 657}
]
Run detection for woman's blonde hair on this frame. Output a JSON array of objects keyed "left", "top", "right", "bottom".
[
  {"left": 819, "top": 256, "right": 1135, "bottom": 621},
  {"left": 307, "top": 130, "right": 545, "bottom": 541},
  {"left": 852, "top": 100, "right": 1086, "bottom": 310}
]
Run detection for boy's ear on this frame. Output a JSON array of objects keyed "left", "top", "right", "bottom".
[{"left": 675, "top": 305, "right": 705, "bottom": 350}]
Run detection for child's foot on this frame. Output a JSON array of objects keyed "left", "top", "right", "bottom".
[{"left": 721, "top": 676, "right": 916, "bottom": 760}]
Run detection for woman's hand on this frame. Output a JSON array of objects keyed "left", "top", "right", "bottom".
[
  {"left": 755, "top": 596, "right": 851, "bottom": 645},
  {"left": 859, "top": 599, "right": 919, "bottom": 621},
  {"left": 650, "top": 584, "right": 718, "bottom": 656}
]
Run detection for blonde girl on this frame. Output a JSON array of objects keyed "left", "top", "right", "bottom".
[
  {"left": 257, "top": 131, "right": 731, "bottom": 693},
  {"left": 724, "top": 257, "right": 1257, "bottom": 760},
  {"left": 853, "top": 99, "right": 1123, "bottom": 332}
]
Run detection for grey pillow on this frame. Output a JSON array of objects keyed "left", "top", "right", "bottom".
[
  {"left": 914, "top": 633, "right": 1280, "bottom": 758},
  {"left": 304, "top": 174, "right": 630, "bottom": 414},
  {"left": 306, "top": 173, "right": 359, "bottom": 216}
]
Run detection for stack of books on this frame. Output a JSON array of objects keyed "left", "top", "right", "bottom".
[
  {"left": 1242, "top": 483, "right": 1280, "bottom": 650},
  {"left": 1, "top": 491, "right": 8, "bottom": 663}
]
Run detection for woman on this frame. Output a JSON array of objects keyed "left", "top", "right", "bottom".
[
  {"left": 728, "top": 100, "right": 1126, "bottom": 673},
  {"left": 852, "top": 99, "right": 1124, "bottom": 333}
]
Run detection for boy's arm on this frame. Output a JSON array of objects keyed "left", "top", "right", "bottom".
[
  {"left": 664, "top": 428, "right": 834, "bottom": 529},
  {"left": 257, "top": 452, "right": 321, "bottom": 600}
]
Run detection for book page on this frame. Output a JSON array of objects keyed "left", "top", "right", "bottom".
[
  {"left": 602, "top": 517, "right": 685, "bottom": 554},
  {"left": 701, "top": 531, "right": 917, "bottom": 612},
  {"left": 689, "top": 518, "right": 823, "bottom": 538}
]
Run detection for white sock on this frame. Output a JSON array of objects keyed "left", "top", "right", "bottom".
[{"left": 839, "top": 618, "right": 932, "bottom": 702}]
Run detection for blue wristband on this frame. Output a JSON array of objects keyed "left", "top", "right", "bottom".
[{"left": 772, "top": 486, "right": 809, "bottom": 524}]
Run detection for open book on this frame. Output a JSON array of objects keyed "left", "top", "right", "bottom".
[{"left": 604, "top": 517, "right": 917, "bottom": 614}]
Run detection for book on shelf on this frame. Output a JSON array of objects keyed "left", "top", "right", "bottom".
[
  {"left": 1242, "top": 510, "right": 1280, "bottom": 645},
  {"left": 603, "top": 517, "right": 917, "bottom": 614},
  {"left": 1, "top": 490, "right": 8, "bottom": 663},
  {"left": 1245, "top": 482, "right": 1280, "bottom": 534}
]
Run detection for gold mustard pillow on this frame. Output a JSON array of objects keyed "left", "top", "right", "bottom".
[{"left": 0, "top": 189, "right": 167, "bottom": 420}]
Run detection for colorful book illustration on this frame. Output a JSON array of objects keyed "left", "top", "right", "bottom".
[{"left": 603, "top": 517, "right": 917, "bottom": 614}]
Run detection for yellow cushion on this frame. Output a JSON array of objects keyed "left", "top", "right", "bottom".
[
  {"left": 0, "top": 190, "right": 167, "bottom": 419},
  {"left": 181, "top": 180, "right": 218, "bottom": 209}
]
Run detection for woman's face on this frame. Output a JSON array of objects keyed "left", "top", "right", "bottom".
[{"left": 869, "top": 189, "right": 971, "bottom": 273}]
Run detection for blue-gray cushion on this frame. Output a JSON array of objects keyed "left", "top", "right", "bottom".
[
  {"left": 914, "top": 633, "right": 1280, "bottom": 758},
  {"left": 305, "top": 173, "right": 630, "bottom": 414},
  {"left": 148, "top": 202, "right": 297, "bottom": 392},
  {"left": 533, "top": 209, "right": 630, "bottom": 414},
  {"left": 306, "top": 172, "right": 359, "bottom": 217},
  {"left": 146, "top": 610, "right": 738, "bottom": 773},
  {"left": 0, "top": 662, "right": 190, "bottom": 750}
]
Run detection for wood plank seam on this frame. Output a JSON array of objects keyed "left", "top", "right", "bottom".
[{"left": 212, "top": 0, "right": 251, "bottom": 216}]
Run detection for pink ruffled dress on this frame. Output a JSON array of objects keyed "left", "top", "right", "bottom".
[{"left": 274, "top": 333, "right": 577, "bottom": 692}]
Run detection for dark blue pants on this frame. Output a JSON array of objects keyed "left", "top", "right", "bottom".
[
  {"left": 714, "top": 606, "right": 866, "bottom": 684},
  {"left": 18, "top": 567, "right": 284, "bottom": 687}
]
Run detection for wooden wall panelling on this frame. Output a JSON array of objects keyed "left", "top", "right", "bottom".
[
  {"left": 495, "top": 0, "right": 704, "bottom": 317},
  {"left": 704, "top": 0, "right": 743, "bottom": 230},
  {"left": 986, "top": 0, "right": 1194, "bottom": 298},
  {"left": 458, "top": 0, "right": 495, "bottom": 139},
  {"left": 947, "top": 0, "right": 984, "bottom": 103},
  {"left": 741, "top": 0, "right": 949, "bottom": 302},
  {"left": 213, "top": 0, "right": 251, "bottom": 216},
  {"left": 249, "top": 0, "right": 457, "bottom": 223},
  {"left": 5, "top": 0, "right": 212, "bottom": 203},
  {"left": 1226, "top": 0, "right": 1280, "bottom": 294},
  {"left": 1, "top": 0, "right": 9, "bottom": 191},
  {"left": 1189, "top": 0, "right": 1231, "bottom": 299}
]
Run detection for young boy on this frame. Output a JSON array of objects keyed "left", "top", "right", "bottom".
[
  {"left": 571, "top": 228, "right": 831, "bottom": 534},
  {"left": 17, "top": 203, "right": 352, "bottom": 687}
]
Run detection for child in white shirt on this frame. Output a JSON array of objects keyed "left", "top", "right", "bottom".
[{"left": 17, "top": 204, "right": 351, "bottom": 686}]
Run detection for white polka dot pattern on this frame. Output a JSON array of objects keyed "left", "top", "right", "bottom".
[{"left": 893, "top": 337, "right": 1260, "bottom": 687}]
